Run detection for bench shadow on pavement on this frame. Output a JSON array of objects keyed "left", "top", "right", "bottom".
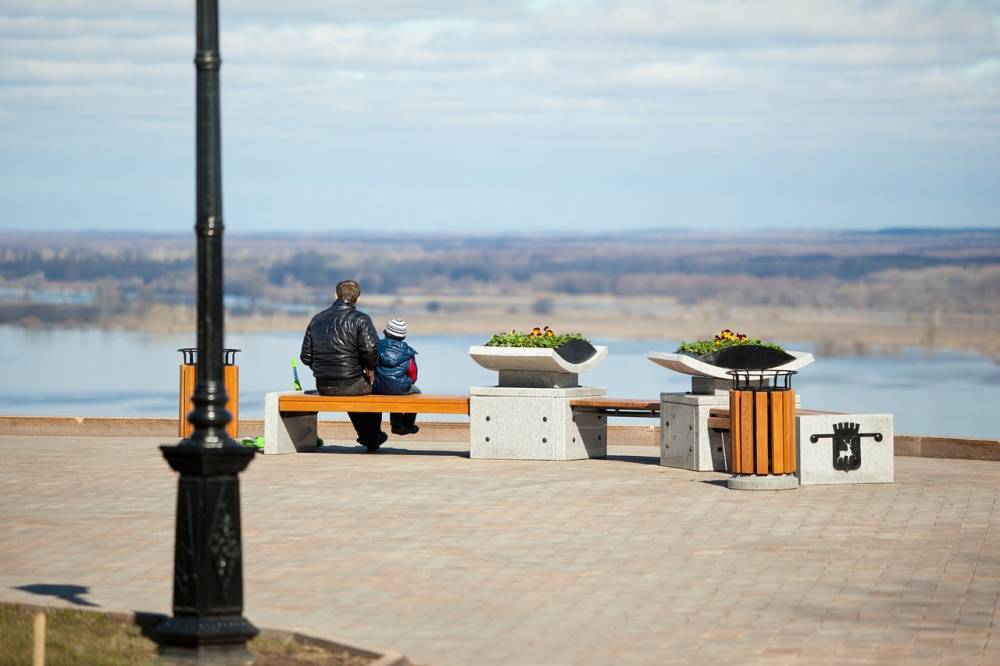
[
  {"left": 310, "top": 444, "right": 470, "bottom": 458},
  {"left": 311, "top": 446, "right": 659, "bottom": 464},
  {"left": 603, "top": 453, "right": 660, "bottom": 466}
]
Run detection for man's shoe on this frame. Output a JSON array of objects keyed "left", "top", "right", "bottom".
[{"left": 365, "top": 431, "right": 388, "bottom": 453}]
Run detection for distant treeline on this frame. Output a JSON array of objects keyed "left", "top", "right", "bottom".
[
  {"left": 2, "top": 230, "right": 999, "bottom": 315},
  {"left": 5, "top": 248, "right": 994, "bottom": 288},
  {"left": 0, "top": 249, "right": 191, "bottom": 282}
]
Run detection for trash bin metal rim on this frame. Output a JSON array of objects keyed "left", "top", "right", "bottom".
[
  {"left": 177, "top": 347, "right": 242, "bottom": 366},
  {"left": 727, "top": 368, "right": 796, "bottom": 391}
]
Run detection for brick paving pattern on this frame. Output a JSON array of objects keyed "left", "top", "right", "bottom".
[{"left": 1, "top": 435, "right": 999, "bottom": 665}]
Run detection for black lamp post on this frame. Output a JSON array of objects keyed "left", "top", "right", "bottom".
[{"left": 155, "top": 0, "right": 257, "bottom": 662}]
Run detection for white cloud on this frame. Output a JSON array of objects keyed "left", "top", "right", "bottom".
[{"left": 0, "top": 0, "right": 998, "bottom": 232}]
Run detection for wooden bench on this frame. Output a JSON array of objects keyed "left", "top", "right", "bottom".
[
  {"left": 264, "top": 392, "right": 659, "bottom": 456},
  {"left": 569, "top": 398, "right": 660, "bottom": 419},
  {"left": 278, "top": 393, "right": 470, "bottom": 415},
  {"left": 264, "top": 391, "right": 469, "bottom": 454}
]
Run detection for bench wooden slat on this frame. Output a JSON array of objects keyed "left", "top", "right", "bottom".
[
  {"left": 707, "top": 416, "right": 731, "bottom": 430},
  {"left": 278, "top": 394, "right": 470, "bottom": 415},
  {"left": 569, "top": 398, "right": 660, "bottom": 410}
]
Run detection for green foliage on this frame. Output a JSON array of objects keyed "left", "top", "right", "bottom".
[
  {"left": 485, "top": 330, "right": 588, "bottom": 348},
  {"left": 677, "top": 331, "right": 784, "bottom": 356},
  {"left": 0, "top": 603, "right": 375, "bottom": 665}
]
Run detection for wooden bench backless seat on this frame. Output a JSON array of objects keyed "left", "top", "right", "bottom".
[
  {"left": 707, "top": 407, "right": 841, "bottom": 431},
  {"left": 278, "top": 393, "right": 470, "bottom": 415},
  {"left": 569, "top": 398, "right": 660, "bottom": 418}
]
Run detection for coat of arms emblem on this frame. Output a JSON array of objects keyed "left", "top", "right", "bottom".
[{"left": 810, "top": 422, "right": 883, "bottom": 472}]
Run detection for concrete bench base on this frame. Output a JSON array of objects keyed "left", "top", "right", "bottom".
[
  {"left": 660, "top": 392, "right": 730, "bottom": 472},
  {"left": 264, "top": 391, "right": 320, "bottom": 455},
  {"left": 470, "top": 386, "right": 607, "bottom": 460}
]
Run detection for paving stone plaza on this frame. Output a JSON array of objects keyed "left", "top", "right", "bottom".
[{"left": 2, "top": 434, "right": 999, "bottom": 665}]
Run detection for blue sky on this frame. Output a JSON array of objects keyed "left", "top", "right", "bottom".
[{"left": 1, "top": 0, "right": 998, "bottom": 234}]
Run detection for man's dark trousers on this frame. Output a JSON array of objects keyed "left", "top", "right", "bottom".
[{"left": 316, "top": 377, "right": 382, "bottom": 446}]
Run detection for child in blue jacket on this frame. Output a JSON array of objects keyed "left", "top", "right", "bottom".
[{"left": 373, "top": 318, "right": 420, "bottom": 435}]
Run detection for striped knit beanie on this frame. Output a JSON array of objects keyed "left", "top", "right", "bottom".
[{"left": 384, "top": 318, "right": 408, "bottom": 339}]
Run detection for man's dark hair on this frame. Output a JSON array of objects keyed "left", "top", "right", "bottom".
[{"left": 336, "top": 280, "right": 361, "bottom": 305}]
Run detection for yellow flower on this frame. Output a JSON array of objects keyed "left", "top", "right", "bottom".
[
  {"left": 531, "top": 327, "right": 542, "bottom": 336},
  {"left": 545, "top": 329, "right": 555, "bottom": 337}
]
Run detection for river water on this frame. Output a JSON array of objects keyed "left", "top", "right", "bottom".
[{"left": 1, "top": 326, "right": 997, "bottom": 439}]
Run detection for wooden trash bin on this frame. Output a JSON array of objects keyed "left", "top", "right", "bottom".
[
  {"left": 729, "top": 370, "right": 797, "bottom": 478},
  {"left": 177, "top": 347, "right": 240, "bottom": 439}
]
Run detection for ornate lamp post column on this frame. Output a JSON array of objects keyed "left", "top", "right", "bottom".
[{"left": 155, "top": 0, "right": 257, "bottom": 662}]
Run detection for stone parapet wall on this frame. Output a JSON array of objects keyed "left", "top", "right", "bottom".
[
  {"left": 895, "top": 434, "right": 1000, "bottom": 461},
  {"left": 0, "top": 416, "right": 660, "bottom": 448},
  {"left": 1, "top": 416, "right": 995, "bottom": 460}
]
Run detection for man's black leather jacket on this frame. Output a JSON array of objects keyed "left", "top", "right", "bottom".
[{"left": 300, "top": 300, "right": 379, "bottom": 382}]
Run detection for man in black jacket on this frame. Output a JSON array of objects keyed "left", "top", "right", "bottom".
[{"left": 300, "top": 280, "right": 386, "bottom": 452}]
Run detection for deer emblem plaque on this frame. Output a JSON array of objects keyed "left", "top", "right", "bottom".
[{"left": 810, "top": 421, "right": 883, "bottom": 472}]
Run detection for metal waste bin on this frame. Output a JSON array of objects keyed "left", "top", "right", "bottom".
[
  {"left": 177, "top": 347, "right": 240, "bottom": 439},
  {"left": 728, "top": 369, "right": 797, "bottom": 490}
]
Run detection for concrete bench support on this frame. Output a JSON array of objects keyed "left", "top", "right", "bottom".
[
  {"left": 264, "top": 391, "right": 318, "bottom": 454},
  {"left": 660, "top": 392, "right": 731, "bottom": 472},
  {"left": 470, "top": 386, "right": 607, "bottom": 460}
]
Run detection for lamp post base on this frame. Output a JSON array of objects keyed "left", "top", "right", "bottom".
[
  {"left": 156, "top": 615, "right": 257, "bottom": 664},
  {"left": 156, "top": 444, "right": 257, "bottom": 663}
]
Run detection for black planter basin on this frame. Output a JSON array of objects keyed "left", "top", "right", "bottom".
[
  {"left": 554, "top": 338, "right": 598, "bottom": 364},
  {"left": 696, "top": 345, "right": 796, "bottom": 371}
]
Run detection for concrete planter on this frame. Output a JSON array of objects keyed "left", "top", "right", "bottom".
[
  {"left": 647, "top": 350, "right": 814, "bottom": 394},
  {"left": 469, "top": 344, "right": 608, "bottom": 389},
  {"left": 469, "top": 343, "right": 609, "bottom": 460}
]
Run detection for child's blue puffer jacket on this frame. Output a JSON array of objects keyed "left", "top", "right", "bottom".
[{"left": 373, "top": 338, "right": 416, "bottom": 394}]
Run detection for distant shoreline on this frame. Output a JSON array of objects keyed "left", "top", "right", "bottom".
[{"left": 5, "top": 296, "right": 998, "bottom": 360}]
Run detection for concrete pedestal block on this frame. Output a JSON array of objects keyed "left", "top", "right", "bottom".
[
  {"left": 470, "top": 386, "right": 607, "bottom": 460},
  {"left": 660, "top": 393, "right": 731, "bottom": 471},
  {"left": 263, "top": 391, "right": 318, "bottom": 455},
  {"left": 498, "top": 370, "right": 579, "bottom": 389},
  {"left": 797, "top": 413, "right": 894, "bottom": 485}
]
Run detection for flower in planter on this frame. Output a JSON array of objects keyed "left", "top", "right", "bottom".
[
  {"left": 677, "top": 329, "right": 784, "bottom": 356},
  {"left": 485, "top": 327, "right": 589, "bottom": 349}
]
